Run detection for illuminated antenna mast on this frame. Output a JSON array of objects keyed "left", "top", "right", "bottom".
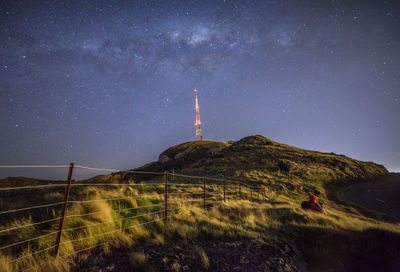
[{"left": 194, "top": 88, "right": 203, "bottom": 141}]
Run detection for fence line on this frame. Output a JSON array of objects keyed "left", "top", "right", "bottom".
[
  {"left": 0, "top": 164, "right": 266, "bottom": 188},
  {"left": 0, "top": 163, "right": 269, "bottom": 270},
  {"left": 0, "top": 195, "right": 223, "bottom": 234},
  {"left": 74, "top": 165, "right": 165, "bottom": 175},
  {"left": 10, "top": 245, "right": 58, "bottom": 264},
  {"left": 61, "top": 201, "right": 220, "bottom": 248},
  {"left": 62, "top": 201, "right": 220, "bottom": 234},
  {"left": 0, "top": 217, "right": 62, "bottom": 234},
  {"left": 71, "top": 200, "right": 217, "bottom": 238},
  {"left": 75, "top": 164, "right": 264, "bottom": 189},
  {"left": 61, "top": 215, "right": 170, "bottom": 246},
  {"left": 74, "top": 183, "right": 166, "bottom": 187},
  {"left": 0, "top": 230, "right": 59, "bottom": 251},
  {"left": 0, "top": 184, "right": 70, "bottom": 191},
  {"left": 62, "top": 209, "right": 167, "bottom": 233},
  {"left": 0, "top": 183, "right": 247, "bottom": 191},
  {"left": 65, "top": 202, "right": 165, "bottom": 219},
  {"left": 0, "top": 183, "right": 204, "bottom": 191},
  {"left": 0, "top": 165, "right": 69, "bottom": 168},
  {"left": 0, "top": 201, "right": 64, "bottom": 215},
  {"left": 64, "top": 203, "right": 218, "bottom": 259},
  {"left": 67, "top": 195, "right": 161, "bottom": 204}
]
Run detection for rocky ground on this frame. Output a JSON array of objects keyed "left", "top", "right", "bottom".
[{"left": 73, "top": 237, "right": 307, "bottom": 272}]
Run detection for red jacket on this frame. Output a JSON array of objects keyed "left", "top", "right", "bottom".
[{"left": 308, "top": 195, "right": 323, "bottom": 213}]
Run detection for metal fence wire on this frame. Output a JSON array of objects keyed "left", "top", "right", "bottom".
[{"left": 0, "top": 163, "right": 268, "bottom": 268}]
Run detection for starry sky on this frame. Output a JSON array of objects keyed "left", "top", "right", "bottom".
[{"left": 1, "top": 0, "right": 400, "bottom": 179}]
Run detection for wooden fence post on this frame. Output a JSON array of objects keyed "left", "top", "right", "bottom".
[
  {"left": 223, "top": 180, "right": 226, "bottom": 202},
  {"left": 164, "top": 170, "right": 168, "bottom": 223},
  {"left": 203, "top": 178, "right": 206, "bottom": 209},
  {"left": 55, "top": 162, "right": 74, "bottom": 256}
]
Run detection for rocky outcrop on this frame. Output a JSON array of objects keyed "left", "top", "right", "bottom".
[{"left": 74, "top": 238, "right": 308, "bottom": 272}]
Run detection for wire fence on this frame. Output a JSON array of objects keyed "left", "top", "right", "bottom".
[{"left": 0, "top": 163, "right": 268, "bottom": 270}]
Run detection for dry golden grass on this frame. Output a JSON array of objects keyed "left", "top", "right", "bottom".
[
  {"left": 0, "top": 174, "right": 399, "bottom": 272},
  {"left": 1, "top": 136, "right": 396, "bottom": 271},
  {"left": 1, "top": 194, "right": 399, "bottom": 271}
]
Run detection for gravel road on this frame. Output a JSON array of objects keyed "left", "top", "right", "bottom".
[{"left": 344, "top": 173, "right": 400, "bottom": 219}]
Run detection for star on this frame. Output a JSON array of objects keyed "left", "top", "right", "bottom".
[{"left": 0, "top": 0, "right": 398, "bottom": 177}]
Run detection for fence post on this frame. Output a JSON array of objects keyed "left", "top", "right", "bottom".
[
  {"left": 203, "top": 178, "right": 206, "bottom": 209},
  {"left": 164, "top": 170, "right": 168, "bottom": 223},
  {"left": 223, "top": 180, "right": 226, "bottom": 202},
  {"left": 55, "top": 162, "right": 74, "bottom": 256}
]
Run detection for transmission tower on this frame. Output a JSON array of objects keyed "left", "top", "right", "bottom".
[{"left": 194, "top": 88, "right": 203, "bottom": 141}]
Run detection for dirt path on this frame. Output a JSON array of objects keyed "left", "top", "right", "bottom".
[{"left": 344, "top": 173, "right": 400, "bottom": 219}]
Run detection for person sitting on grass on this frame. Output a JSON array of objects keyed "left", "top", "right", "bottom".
[{"left": 301, "top": 194, "right": 325, "bottom": 214}]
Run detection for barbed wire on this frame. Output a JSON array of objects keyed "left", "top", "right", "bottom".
[
  {"left": 0, "top": 164, "right": 265, "bottom": 192},
  {"left": 166, "top": 183, "right": 203, "bottom": 187},
  {"left": 65, "top": 202, "right": 164, "bottom": 219},
  {"left": 62, "top": 209, "right": 167, "bottom": 233},
  {"left": 0, "top": 183, "right": 162, "bottom": 191},
  {"left": 65, "top": 201, "right": 220, "bottom": 260},
  {"left": 0, "top": 162, "right": 268, "bottom": 269},
  {"left": 61, "top": 215, "right": 168, "bottom": 246},
  {"left": 10, "top": 244, "right": 57, "bottom": 264},
  {"left": 0, "top": 217, "right": 62, "bottom": 234},
  {"left": 0, "top": 165, "right": 69, "bottom": 168},
  {"left": 171, "top": 172, "right": 262, "bottom": 189},
  {"left": 6, "top": 199, "right": 224, "bottom": 271},
  {"left": 61, "top": 200, "right": 221, "bottom": 248},
  {"left": 0, "top": 164, "right": 265, "bottom": 188},
  {"left": 67, "top": 195, "right": 159, "bottom": 204},
  {"left": 71, "top": 182, "right": 165, "bottom": 186},
  {"left": 65, "top": 240, "right": 110, "bottom": 257},
  {"left": 0, "top": 182, "right": 263, "bottom": 192},
  {"left": 74, "top": 165, "right": 164, "bottom": 175},
  {"left": 0, "top": 184, "right": 67, "bottom": 191},
  {"left": 0, "top": 197, "right": 222, "bottom": 252},
  {"left": 0, "top": 230, "right": 59, "bottom": 251},
  {"left": 67, "top": 191, "right": 221, "bottom": 204},
  {"left": 0, "top": 201, "right": 64, "bottom": 216}
]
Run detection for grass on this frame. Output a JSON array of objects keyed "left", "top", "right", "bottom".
[
  {"left": 0, "top": 135, "right": 398, "bottom": 271},
  {"left": 0, "top": 177, "right": 235, "bottom": 271},
  {"left": 0, "top": 185, "right": 399, "bottom": 271}
]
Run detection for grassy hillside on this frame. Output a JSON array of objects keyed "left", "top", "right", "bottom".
[
  {"left": 124, "top": 135, "right": 387, "bottom": 197},
  {"left": 0, "top": 135, "right": 398, "bottom": 272},
  {"left": 138, "top": 135, "right": 386, "bottom": 177}
]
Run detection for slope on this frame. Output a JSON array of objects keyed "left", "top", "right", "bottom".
[{"left": 123, "top": 135, "right": 387, "bottom": 197}]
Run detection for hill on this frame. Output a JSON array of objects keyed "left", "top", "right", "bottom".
[
  {"left": 121, "top": 135, "right": 387, "bottom": 197},
  {"left": 77, "top": 135, "right": 397, "bottom": 272},
  {"left": 1, "top": 135, "right": 398, "bottom": 272}
]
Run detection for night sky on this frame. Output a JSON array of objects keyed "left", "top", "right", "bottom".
[{"left": 1, "top": 0, "right": 399, "bottom": 179}]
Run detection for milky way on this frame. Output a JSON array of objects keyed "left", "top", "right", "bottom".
[{"left": 1, "top": 0, "right": 399, "bottom": 178}]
